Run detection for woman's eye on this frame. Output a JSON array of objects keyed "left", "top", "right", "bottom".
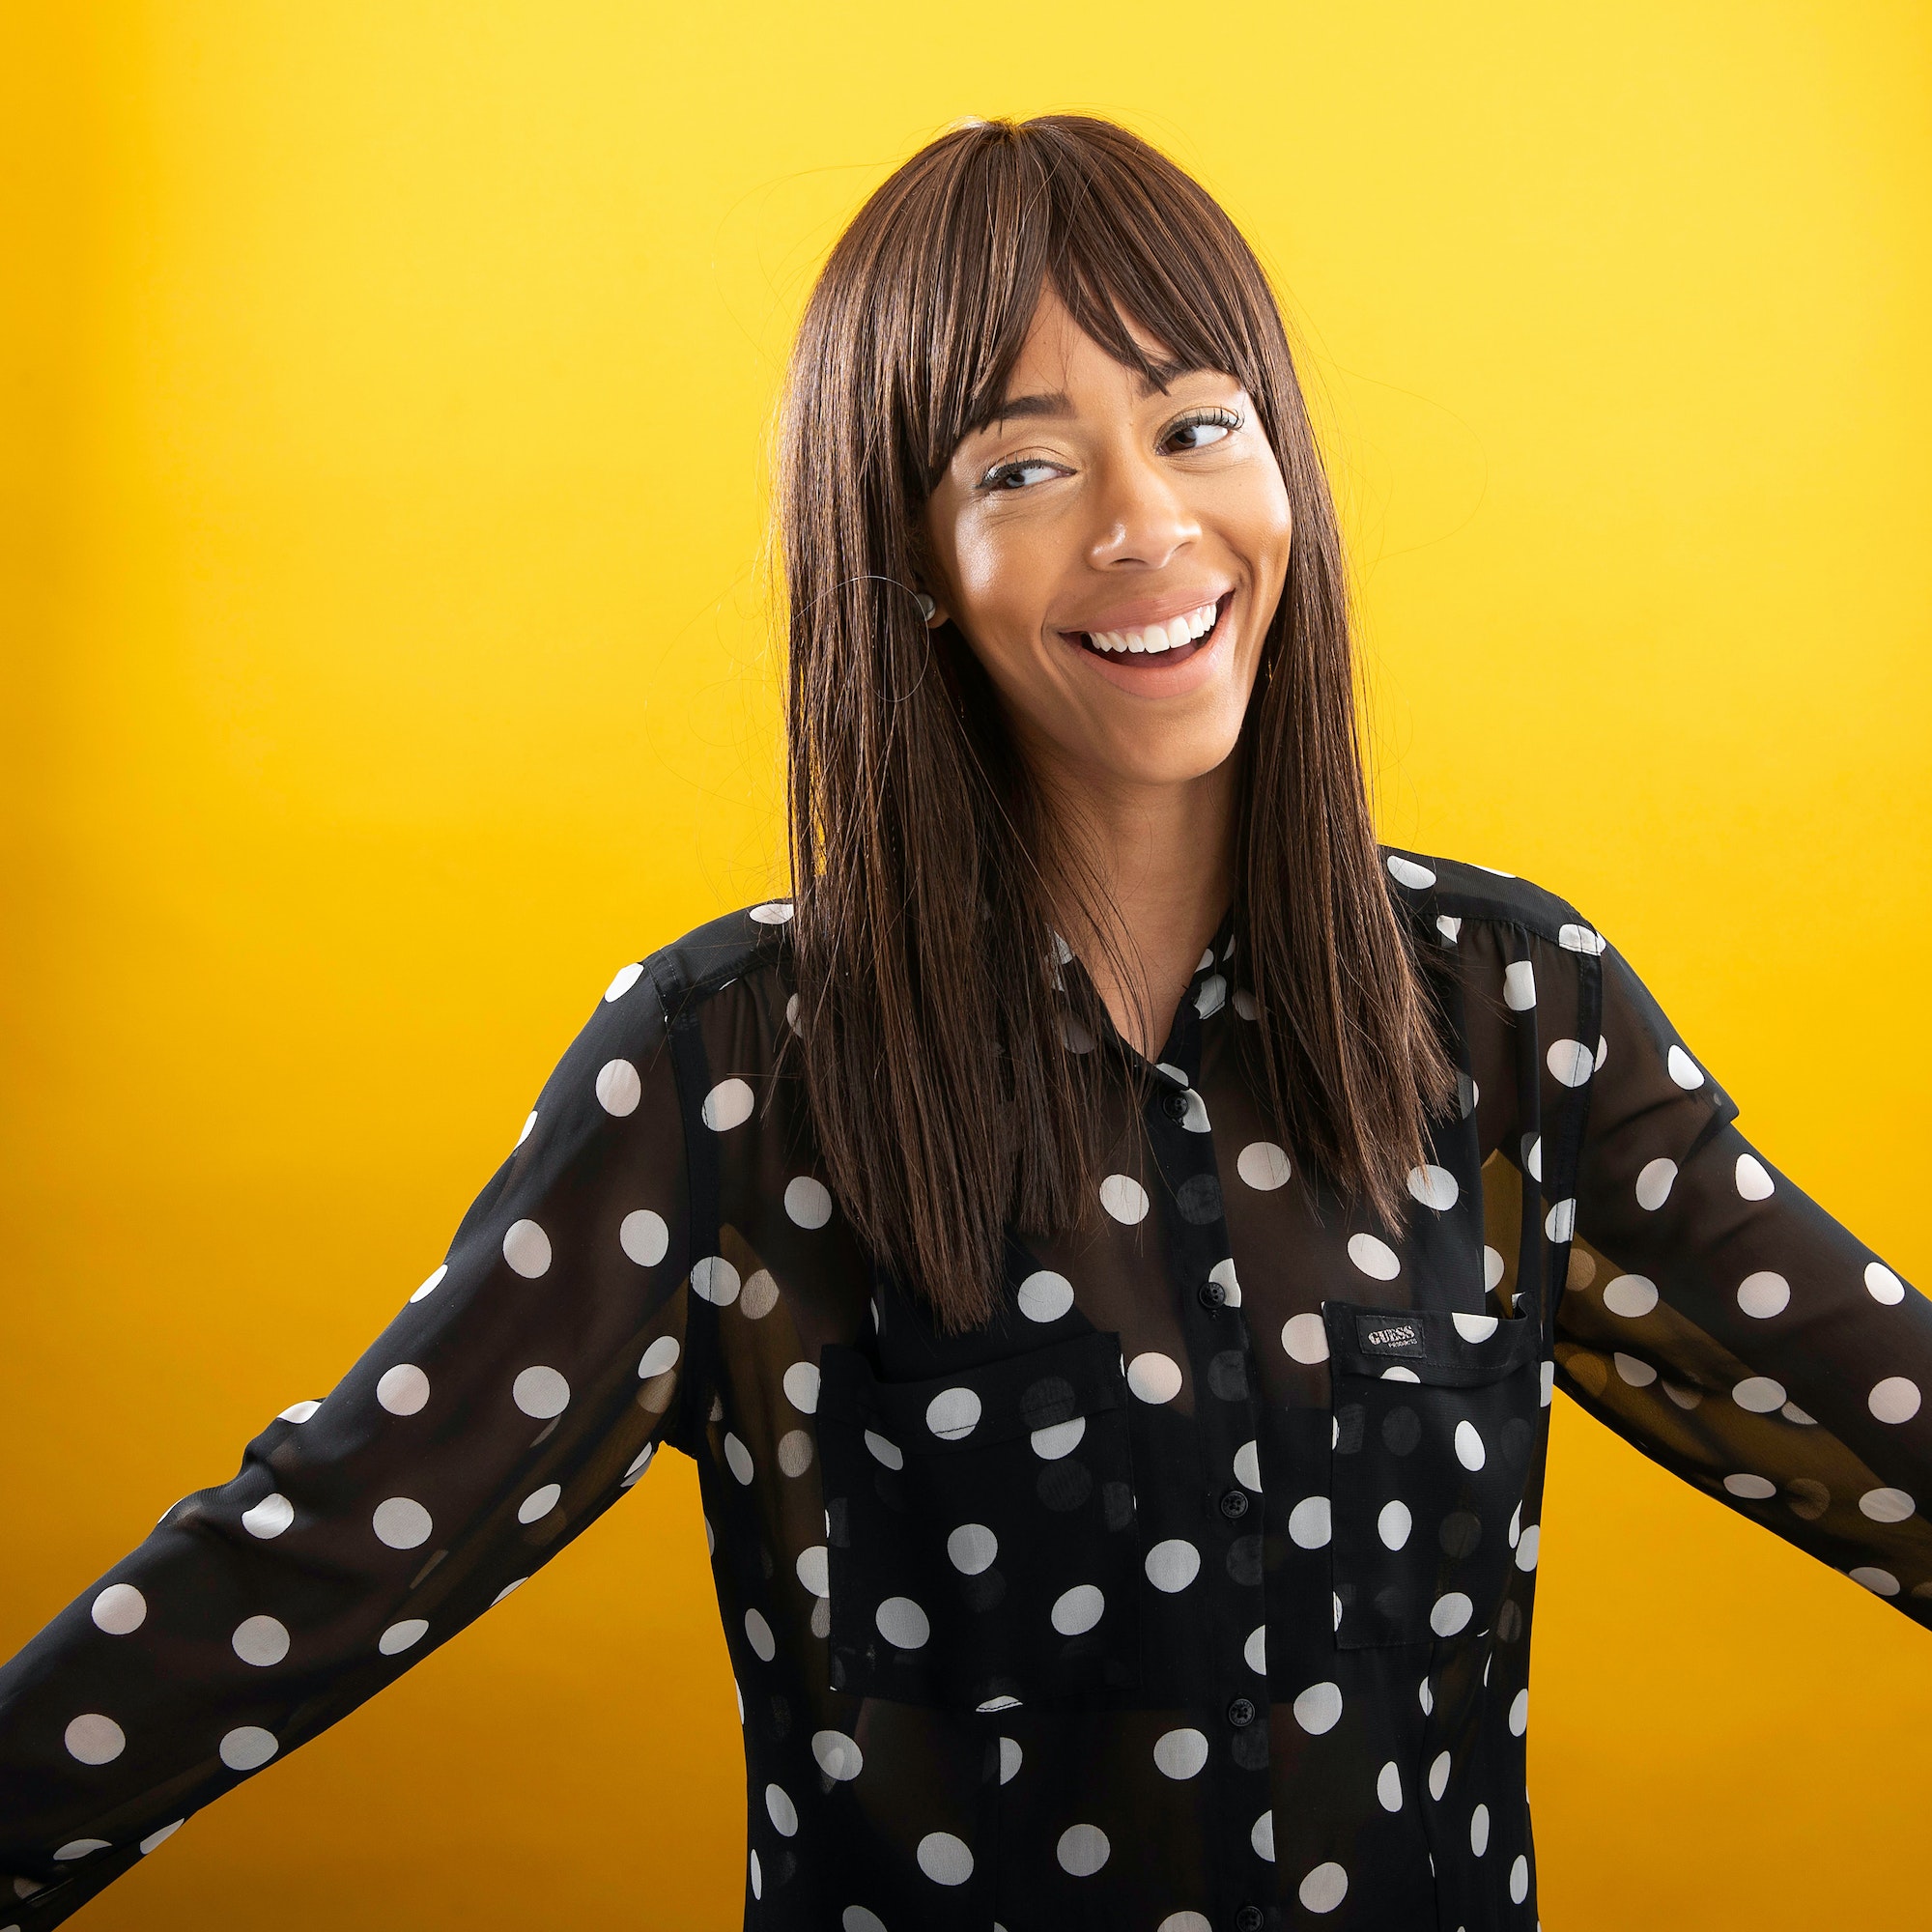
[
  {"left": 1165, "top": 411, "right": 1240, "bottom": 452},
  {"left": 982, "top": 459, "right": 1063, "bottom": 492}
]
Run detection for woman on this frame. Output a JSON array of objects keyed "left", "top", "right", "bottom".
[{"left": 1, "top": 115, "right": 1924, "bottom": 1931}]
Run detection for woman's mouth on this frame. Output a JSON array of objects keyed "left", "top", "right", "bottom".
[{"left": 1066, "top": 591, "right": 1233, "bottom": 667}]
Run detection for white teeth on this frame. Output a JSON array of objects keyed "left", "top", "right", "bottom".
[{"left": 1083, "top": 600, "right": 1221, "bottom": 656}]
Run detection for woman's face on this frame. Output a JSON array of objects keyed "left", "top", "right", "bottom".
[{"left": 923, "top": 290, "right": 1293, "bottom": 799}]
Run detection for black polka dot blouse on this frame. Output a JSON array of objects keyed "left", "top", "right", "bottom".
[{"left": 3, "top": 851, "right": 1928, "bottom": 1931}]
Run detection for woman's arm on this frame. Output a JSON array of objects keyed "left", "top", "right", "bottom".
[
  {"left": 0, "top": 952, "right": 696, "bottom": 1924},
  {"left": 1556, "top": 934, "right": 1932, "bottom": 1614}
]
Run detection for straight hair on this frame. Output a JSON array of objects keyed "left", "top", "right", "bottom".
[{"left": 776, "top": 114, "right": 1457, "bottom": 1334}]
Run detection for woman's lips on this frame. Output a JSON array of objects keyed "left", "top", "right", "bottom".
[{"left": 1064, "top": 591, "right": 1233, "bottom": 668}]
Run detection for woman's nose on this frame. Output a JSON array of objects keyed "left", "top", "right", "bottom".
[{"left": 1087, "top": 451, "right": 1201, "bottom": 570}]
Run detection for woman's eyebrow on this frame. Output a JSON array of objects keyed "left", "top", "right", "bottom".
[{"left": 972, "top": 361, "right": 1211, "bottom": 438}]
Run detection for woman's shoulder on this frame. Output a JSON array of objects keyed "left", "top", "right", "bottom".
[{"left": 1378, "top": 843, "right": 1605, "bottom": 956}]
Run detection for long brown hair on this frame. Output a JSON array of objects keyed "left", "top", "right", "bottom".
[{"left": 777, "top": 114, "right": 1456, "bottom": 1334}]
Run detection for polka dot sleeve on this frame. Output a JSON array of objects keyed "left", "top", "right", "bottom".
[
  {"left": 0, "top": 952, "right": 696, "bottom": 1922},
  {"left": 1561, "top": 936, "right": 1932, "bottom": 1618}
]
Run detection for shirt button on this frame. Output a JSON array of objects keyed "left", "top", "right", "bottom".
[
  {"left": 1235, "top": 1906, "right": 1265, "bottom": 1932},
  {"left": 1219, "top": 1488, "right": 1250, "bottom": 1521},
  {"left": 1197, "top": 1278, "right": 1227, "bottom": 1310},
  {"left": 1226, "top": 1694, "right": 1257, "bottom": 1727},
  {"left": 1161, "top": 1090, "right": 1190, "bottom": 1122}
]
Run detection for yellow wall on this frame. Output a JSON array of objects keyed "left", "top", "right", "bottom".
[{"left": 5, "top": 4, "right": 1928, "bottom": 1925}]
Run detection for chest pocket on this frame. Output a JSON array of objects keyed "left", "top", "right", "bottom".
[
  {"left": 1323, "top": 1301, "right": 1541, "bottom": 1650},
  {"left": 816, "top": 1327, "right": 1143, "bottom": 1712}
]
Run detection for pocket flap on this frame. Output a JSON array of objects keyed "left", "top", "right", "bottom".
[
  {"left": 819, "top": 1328, "right": 1125, "bottom": 1457},
  {"left": 1321, "top": 1301, "right": 1540, "bottom": 1387}
]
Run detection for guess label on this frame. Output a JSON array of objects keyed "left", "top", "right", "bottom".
[{"left": 1355, "top": 1312, "right": 1426, "bottom": 1358}]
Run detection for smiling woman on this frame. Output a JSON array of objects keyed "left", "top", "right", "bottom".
[{"left": 2, "top": 113, "right": 1930, "bottom": 1932}]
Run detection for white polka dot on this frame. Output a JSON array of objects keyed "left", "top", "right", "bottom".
[
  {"left": 1522, "top": 1134, "right": 1543, "bottom": 1182},
  {"left": 410, "top": 1264, "right": 447, "bottom": 1303},
  {"left": 1736, "top": 1271, "right": 1790, "bottom": 1320},
  {"left": 1459, "top": 1071, "right": 1480, "bottom": 1116},
  {"left": 750, "top": 1849, "right": 761, "bottom": 1900},
  {"left": 376, "top": 1364, "right": 429, "bottom": 1416},
  {"left": 1031, "top": 1416, "right": 1085, "bottom": 1460},
  {"left": 877, "top": 1596, "right": 929, "bottom": 1648},
  {"left": 812, "top": 1728, "right": 863, "bottom": 1779},
  {"left": 516, "top": 1110, "right": 537, "bottom": 1148},
  {"left": 945, "top": 1523, "right": 998, "bottom": 1575},
  {"left": 1430, "top": 1592, "right": 1473, "bottom": 1636},
  {"left": 1511, "top": 1853, "right": 1530, "bottom": 1904},
  {"left": 218, "top": 1725, "right": 277, "bottom": 1772},
  {"left": 744, "top": 1606, "right": 776, "bottom": 1661},
  {"left": 1243, "top": 1623, "right": 1266, "bottom": 1672},
  {"left": 1233, "top": 1438, "right": 1262, "bottom": 1490},
  {"left": 781, "top": 1361, "right": 819, "bottom": 1414},
  {"left": 91, "top": 1584, "right": 146, "bottom": 1635},
  {"left": 1251, "top": 1810, "right": 1275, "bottom": 1861},
  {"left": 1057, "top": 1823, "right": 1110, "bottom": 1876},
  {"left": 1407, "top": 1165, "right": 1459, "bottom": 1210},
  {"left": 1454, "top": 1420, "right": 1486, "bottom": 1471},
  {"left": 1380, "top": 1366, "right": 1421, "bottom": 1383},
  {"left": 865, "top": 1429, "right": 904, "bottom": 1470},
  {"left": 1017, "top": 1270, "right": 1075, "bottom": 1321},
  {"left": 1282, "top": 1312, "right": 1329, "bottom": 1364},
  {"left": 1236, "top": 1142, "right": 1292, "bottom": 1191},
  {"left": 1514, "top": 1524, "right": 1541, "bottom": 1574},
  {"left": 1233, "top": 988, "right": 1260, "bottom": 1020},
  {"left": 637, "top": 1335, "right": 680, "bottom": 1378},
  {"left": 595, "top": 1059, "right": 641, "bottom": 1117},
  {"left": 1470, "top": 1803, "right": 1491, "bottom": 1856},
  {"left": 917, "top": 1833, "right": 973, "bottom": 1886},
  {"left": 1634, "top": 1158, "right": 1677, "bottom": 1211},
  {"left": 1293, "top": 1681, "right": 1342, "bottom": 1734},
  {"left": 1195, "top": 975, "right": 1227, "bottom": 1019},
  {"left": 1099, "top": 1174, "right": 1150, "bottom": 1223},
  {"left": 1127, "top": 1352, "right": 1183, "bottom": 1404},
  {"left": 1782, "top": 1401, "right": 1817, "bottom": 1426},
  {"left": 1558, "top": 923, "right": 1605, "bottom": 954},
  {"left": 518, "top": 1483, "right": 562, "bottom": 1523},
  {"left": 1731, "top": 1153, "right": 1774, "bottom": 1201},
  {"left": 1870, "top": 1377, "right": 1921, "bottom": 1424},
  {"left": 1428, "top": 1749, "right": 1451, "bottom": 1801},
  {"left": 690, "top": 1256, "right": 741, "bottom": 1305},
  {"left": 701, "top": 1079, "right": 755, "bottom": 1131},
  {"left": 796, "top": 1545, "right": 829, "bottom": 1596},
  {"left": 619, "top": 1208, "right": 669, "bottom": 1266},
  {"left": 603, "top": 961, "right": 643, "bottom": 1002},
  {"left": 1547, "top": 1037, "right": 1594, "bottom": 1087},
  {"left": 1297, "top": 1861, "right": 1348, "bottom": 1913},
  {"left": 1377, "top": 1760, "right": 1403, "bottom": 1810},
  {"left": 1614, "top": 1352, "right": 1657, "bottom": 1386},
  {"left": 242, "top": 1492, "right": 294, "bottom": 1540},
  {"left": 379, "top": 1618, "right": 428, "bottom": 1655},
  {"left": 1287, "top": 1495, "right": 1331, "bottom": 1549},
  {"left": 502, "top": 1219, "right": 553, "bottom": 1278},
  {"left": 1732, "top": 1376, "right": 1787, "bottom": 1413},
  {"left": 1485, "top": 1246, "right": 1506, "bottom": 1292},
  {"left": 1437, "top": 915, "right": 1463, "bottom": 945},
  {"left": 372, "top": 1497, "right": 432, "bottom": 1548},
  {"left": 1546, "top": 1199, "right": 1576, "bottom": 1244},
  {"left": 1541, "top": 1358, "right": 1556, "bottom": 1406},
  {"left": 1378, "top": 1500, "right": 1412, "bottom": 1550},
  {"left": 1866, "top": 1262, "right": 1906, "bottom": 1304},
  {"left": 64, "top": 1715, "right": 126, "bottom": 1765},
  {"left": 1603, "top": 1274, "right": 1658, "bottom": 1318},
  {"left": 1723, "top": 1473, "right": 1776, "bottom": 1500},
  {"left": 926, "top": 1386, "right": 982, "bottom": 1439},
  {"left": 999, "top": 1736, "right": 1022, "bottom": 1783},
  {"left": 1453, "top": 1312, "right": 1498, "bottom": 1343},
  {"left": 1660, "top": 1043, "right": 1704, "bottom": 1089},
  {"left": 230, "top": 1614, "right": 289, "bottom": 1667},
  {"left": 140, "top": 1819, "right": 184, "bottom": 1855},
  {"left": 493, "top": 1577, "right": 528, "bottom": 1605},
  {"left": 505, "top": 1365, "right": 568, "bottom": 1420},
  {"left": 750, "top": 899, "right": 794, "bottom": 924},
  {"left": 1154, "top": 1727, "right": 1209, "bottom": 1778},
  {"left": 1503, "top": 960, "right": 1536, "bottom": 1010},
  {"left": 54, "top": 1837, "right": 109, "bottom": 1861},
  {"left": 1508, "top": 1688, "right": 1529, "bottom": 1736},
  {"left": 1387, "top": 855, "right": 1435, "bottom": 889},
  {"left": 278, "top": 1399, "right": 321, "bottom": 1423},
  {"left": 775, "top": 1174, "right": 834, "bottom": 1231},
  {"left": 1348, "top": 1234, "right": 1401, "bottom": 1281},
  {"left": 1860, "top": 1486, "right": 1916, "bottom": 1522},
  {"left": 1851, "top": 1566, "right": 1900, "bottom": 1596},
  {"left": 723, "top": 1434, "right": 754, "bottom": 1485},
  {"left": 1051, "top": 1584, "right": 1105, "bottom": 1635},
  {"left": 766, "top": 1782, "right": 798, "bottom": 1835},
  {"left": 1145, "top": 1538, "right": 1202, "bottom": 1591}
]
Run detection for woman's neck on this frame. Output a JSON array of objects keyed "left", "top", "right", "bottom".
[{"left": 1040, "top": 753, "right": 1238, "bottom": 1060}]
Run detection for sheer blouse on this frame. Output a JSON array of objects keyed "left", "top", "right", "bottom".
[{"left": 2, "top": 850, "right": 1927, "bottom": 1931}]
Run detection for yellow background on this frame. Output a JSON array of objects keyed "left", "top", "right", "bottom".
[{"left": 5, "top": 4, "right": 1929, "bottom": 1926}]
